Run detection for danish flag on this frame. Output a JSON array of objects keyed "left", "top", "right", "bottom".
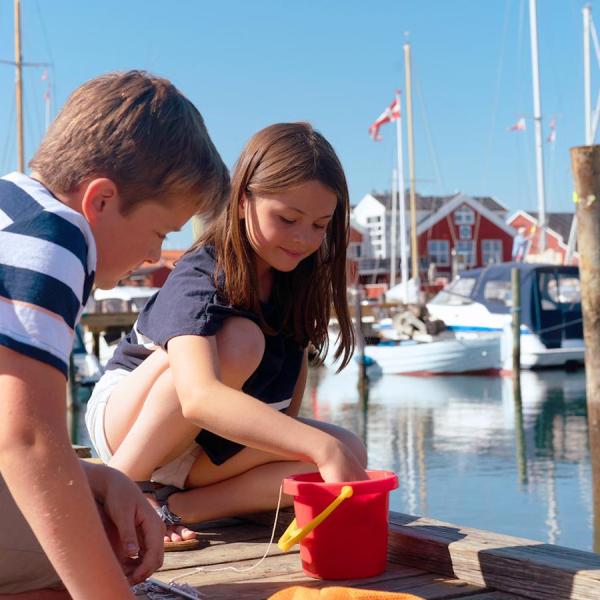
[{"left": 369, "top": 97, "right": 401, "bottom": 141}]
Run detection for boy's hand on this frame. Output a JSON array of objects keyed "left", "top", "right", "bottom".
[
  {"left": 315, "top": 438, "right": 369, "bottom": 483},
  {"left": 84, "top": 462, "right": 165, "bottom": 583}
]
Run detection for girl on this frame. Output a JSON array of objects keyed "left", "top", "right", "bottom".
[{"left": 85, "top": 122, "right": 368, "bottom": 548}]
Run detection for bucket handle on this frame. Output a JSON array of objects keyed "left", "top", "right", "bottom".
[{"left": 277, "top": 485, "right": 353, "bottom": 552}]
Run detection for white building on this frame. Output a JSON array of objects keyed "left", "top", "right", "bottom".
[{"left": 351, "top": 191, "right": 508, "bottom": 261}]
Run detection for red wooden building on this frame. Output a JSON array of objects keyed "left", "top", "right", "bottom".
[
  {"left": 506, "top": 210, "right": 578, "bottom": 265},
  {"left": 415, "top": 193, "right": 515, "bottom": 279}
]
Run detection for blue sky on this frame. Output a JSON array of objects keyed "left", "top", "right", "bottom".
[{"left": 0, "top": 0, "right": 591, "bottom": 248}]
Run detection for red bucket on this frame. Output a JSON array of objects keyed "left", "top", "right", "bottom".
[{"left": 279, "top": 470, "right": 398, "bottom": 579}]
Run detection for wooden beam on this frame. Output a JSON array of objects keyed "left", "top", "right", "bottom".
[{"left": 388, "top": 512, "right": 600, "bottom": 600}]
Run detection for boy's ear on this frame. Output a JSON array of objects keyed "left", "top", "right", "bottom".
[{"left": 80, "top": 178, "right": 120, "bottom": 224}]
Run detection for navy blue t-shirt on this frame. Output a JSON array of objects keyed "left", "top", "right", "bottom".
[{"left": 107, "top": 245, "right": 304, "bottom": 465}]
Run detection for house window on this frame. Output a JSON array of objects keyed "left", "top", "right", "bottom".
[
  {"left": 348, "top": 243, "right": 361, "bottom": 259},
  {"left": 459, "top": 225, "right": 472, "bottom": 240},
  {"left": 482, "top": 239, "right": 503, "bottom": 264},
  {"left": 427, "top": 239, "right": 450, "bottom": 266},
  {"left": 366, "top": 216, "right": 381, "bottom": 224},
  {"left": 454, "top": 205, "right": 475, "bottom": 225},
  {"left": 455, "top": 241, "right": 476, "bottom": 266}
]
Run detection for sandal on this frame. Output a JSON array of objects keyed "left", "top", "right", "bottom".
[{"left": 138, "top": 481, "right": 200, "bottom": 552}]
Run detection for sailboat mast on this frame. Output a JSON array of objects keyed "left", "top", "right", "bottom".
[
  {"left": 14, "top": 0, "right": 24, "bottom": 173},
  {"left": 584, "top": 4, "right": 593, "bottom": 144},
  {"left": 396, "top": 91, "right": 409, "bottom": 302},
  {"left": 404, "top": 43, "right": 419, "bottom": 283},
  {"left": 390, "top": 167, "right": 398, "bottom": 288},
  {"left": 528, "top": 0, "right": 547, "bottom": 252}
]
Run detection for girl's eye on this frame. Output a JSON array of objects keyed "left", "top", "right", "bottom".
[
  {"left": 156, "top": 232, "right": 167, "bottom": 240},
  {"left": 279, "top": 216, "right": 295, "bottom": 225},
  {"left": 313, "top": 223, "right": 327, "bottom": 231}
]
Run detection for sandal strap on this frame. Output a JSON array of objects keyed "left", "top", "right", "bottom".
[
  {"left": 156, "top": 504, "right": 183, "bottom": 527},
  {"left": 136, "top": 481, "right": 185, "bottom": 526}
]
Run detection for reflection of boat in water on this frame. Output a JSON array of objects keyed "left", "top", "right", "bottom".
[{"left": 427, "top": 262, "right": 584, "bottom": 370}]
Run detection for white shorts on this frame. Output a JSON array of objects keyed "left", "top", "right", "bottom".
[{"left": 85, "top": 368, "right": 201, "bottom": 489}]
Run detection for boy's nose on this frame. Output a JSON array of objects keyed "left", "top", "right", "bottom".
[{"left": 147, "top": 244, "right": 162, "bottom": 264}]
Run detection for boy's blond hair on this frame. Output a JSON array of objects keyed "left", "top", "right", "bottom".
[{"left": 30, "top": 70, "right": 229, "bottom": 220}]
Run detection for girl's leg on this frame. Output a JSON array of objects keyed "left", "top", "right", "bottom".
[
  {"left": 167, "top": 417, "right": 367, "bottom": 523},
  {"left": 104, "top": 316, "right": 266, "bottom": 480}
]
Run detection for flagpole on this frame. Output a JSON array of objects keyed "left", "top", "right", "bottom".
[
  {"left": 404, "top": 42, "right": 419, "bottom": 286},
  {"left": 567, "top": 4, "right": 594, "bottom": 265},
  {"left": 529, "top": 0, "right": 547, "bottom": 253},
  {"left": 390, "top": 167, "right": 397, "bottom": 288},
  {"left": 395, "top": 91, "right": 408, "bottom": 302}
]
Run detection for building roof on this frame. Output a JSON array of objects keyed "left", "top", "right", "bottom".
[
  {"left": 370, "top": 191, "right": 508, "bottom": 214},
  {"left": 522, "top": 211, "right": 574, "bottom": 243},
  {"left": 416, "top": 193, "right": 516, "bottom": 237}
]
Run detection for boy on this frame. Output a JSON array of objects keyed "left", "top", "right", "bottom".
[{"left": 0, "top": 71, "right": 229, "bottom": 598}]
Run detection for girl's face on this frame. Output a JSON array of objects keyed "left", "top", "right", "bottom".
[{"left": 240, "top": 179, "right": 337, "bottom": 276}]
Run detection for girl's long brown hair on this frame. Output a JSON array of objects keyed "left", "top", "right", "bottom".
[{"left": 194, "top": 122, "right": 354, "bottom": 370}]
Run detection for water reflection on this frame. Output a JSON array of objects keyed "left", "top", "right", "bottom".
[{"left": 302, "top": 367, "right": 591, "bottom": 551}]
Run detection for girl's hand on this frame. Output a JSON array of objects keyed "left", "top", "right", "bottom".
[{"left": 315, "top": 437, "right": 369, "bottom": 483}]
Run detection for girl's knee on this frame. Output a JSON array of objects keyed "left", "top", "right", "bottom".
[{"left": 216, "top": 317, "right": 265, "bottom": 387}]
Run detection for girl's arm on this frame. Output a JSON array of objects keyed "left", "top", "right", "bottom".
[
  {"left": 285, "top": 350, "right": 308, "bottom": 418},
  {"left": 168, "top": 333, "right": 366, "bottom": 483}
]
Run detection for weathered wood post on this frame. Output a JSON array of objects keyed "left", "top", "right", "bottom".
[
  {"left": 511, "top": 268, "right": 527, "bottom": 484},
  {"left": 352, "top": 287, "right": 369, "bottom": 390},
  {"left": 571, "top": 145, "right": 600, "bottom": 552},
  {"left": 513, "top": 376, "right": 528, "bottom": 486}
]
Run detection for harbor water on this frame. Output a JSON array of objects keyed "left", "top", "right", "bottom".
[
  {"left": 72, "top": 366, "right": 592, "bottom": 552},
  {"left": 300, "top": 367, "right": 592, "bottom": 552}
]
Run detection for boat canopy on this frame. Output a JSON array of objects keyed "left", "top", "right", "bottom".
[{"left": 442, "top": 262, "right": 582, "bottom": 347}]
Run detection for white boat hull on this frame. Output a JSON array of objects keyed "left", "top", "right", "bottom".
[
  {"left": 361, "top": 335, "right": 501, "bottom": 376},
  {"left": 428, "top": 303, "right": 585, "bottom": 370}
]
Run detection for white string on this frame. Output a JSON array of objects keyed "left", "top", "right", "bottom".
[{"left": 168, "top": 483, "right": 286, "bottom": 585}]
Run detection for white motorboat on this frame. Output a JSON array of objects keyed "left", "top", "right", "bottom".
[{"left": 427, "top": 262, "right": 584, "bottom": 370}]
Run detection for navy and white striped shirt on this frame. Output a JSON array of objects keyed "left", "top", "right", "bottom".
[{"left": 0, "top": 172, "right": 96, "bottom": 377}]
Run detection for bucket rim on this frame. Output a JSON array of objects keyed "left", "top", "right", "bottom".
[{"left": 282, "top": 469, "right": 398, "bottom": 497}]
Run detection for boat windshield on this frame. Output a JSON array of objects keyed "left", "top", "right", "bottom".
[
  {"left": 537, "top": 272, "right": 581, "bottom": 309},
  {"left": 429, "top": 277, "right": 476, "bottom": 306}
]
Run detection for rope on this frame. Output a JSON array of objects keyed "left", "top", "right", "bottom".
[{"left": 168, "top": 484, "right": 286, "bottom": 584}]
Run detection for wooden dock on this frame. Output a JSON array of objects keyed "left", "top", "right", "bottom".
[{"left": 139, "top": 509, "right": 600, "bottom": 600}]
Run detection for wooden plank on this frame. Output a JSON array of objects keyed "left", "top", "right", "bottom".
[
  {"left": 466, "top": 594, "right": 529, "bottom": 600},
  {"left": 161, "top": 540, "right": 298, "bottom": 572},
  {"left": 161, "top": 520, "right": 299, "bottom": 572},
  {"left": 157, "top": 554, "right": 422, "bottom": 590},
  {"left": 160, "top": 570, "right": 485, "bottom": 600},
  {"left": 388, "top": 512, "right": 600, "bottom": 600}
]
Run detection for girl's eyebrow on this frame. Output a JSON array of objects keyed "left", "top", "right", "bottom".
[{"left": 288, "top": 207, "right": 334, "bottom": 219}]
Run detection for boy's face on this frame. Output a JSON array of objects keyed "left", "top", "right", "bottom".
[{"left": 91, "top": 194, "right": 195, "bottom": 289}]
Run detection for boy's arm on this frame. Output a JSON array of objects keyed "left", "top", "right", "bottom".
[
  {"left": 285, "top": 350, "right": 308, "bottom": 418},
  {"left": 0, "top": 346, "right": 160, "bottom": 599}
]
